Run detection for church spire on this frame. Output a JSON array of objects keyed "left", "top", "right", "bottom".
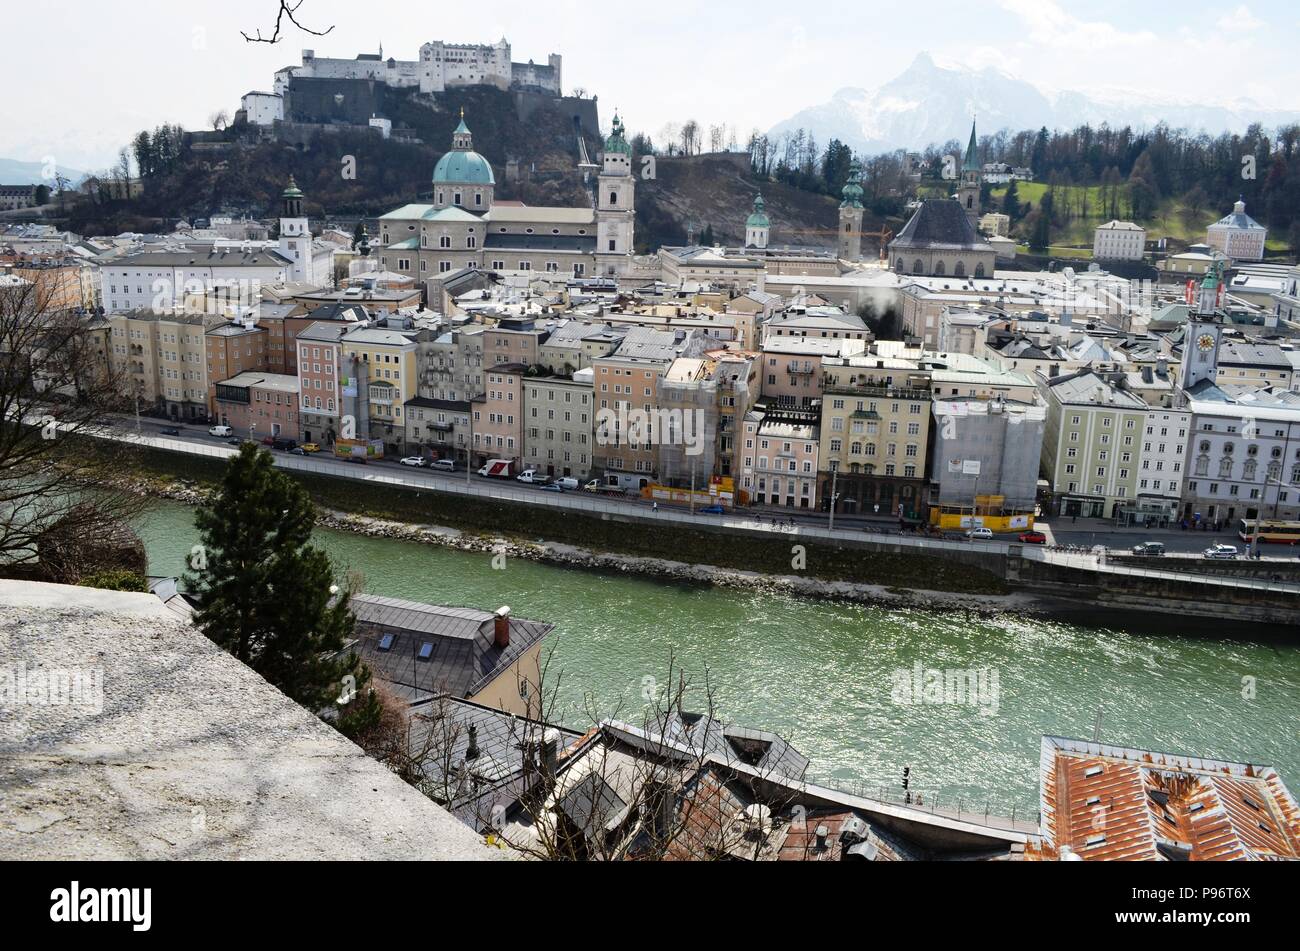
[{"left": 962, "top": 117, "right": 980, "bottom": 173}]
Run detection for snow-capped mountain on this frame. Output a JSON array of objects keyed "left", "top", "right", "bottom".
[{"left": 768, "top": 52, "right": 1300, "bottom": 155}]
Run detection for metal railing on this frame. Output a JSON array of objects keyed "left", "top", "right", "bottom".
[{"left": 806, "top": 776, "right": 1040, "bottom": 835}]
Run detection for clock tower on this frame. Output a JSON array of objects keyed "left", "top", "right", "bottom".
[{"left": 1179, "top": 258, "right": 1226, "bottom": 394}]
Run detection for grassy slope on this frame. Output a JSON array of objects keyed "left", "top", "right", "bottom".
[{"left": 990, "top": 181, "right": 1292, "bottom": 253}]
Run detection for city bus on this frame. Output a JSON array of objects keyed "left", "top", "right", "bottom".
[{"left": 1237, "top": 519, "right": 1300, "bottom": 545}]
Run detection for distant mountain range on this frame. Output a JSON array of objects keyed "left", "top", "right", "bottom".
[
  {"left": 769, "top": 52, "right": 1300, "bottom": 156},
  {"left": 0, "top": 157, "right": 87, "bottom": 186}
]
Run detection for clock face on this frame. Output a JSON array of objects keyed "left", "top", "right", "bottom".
[{"left": 1197, "top": 334, "right": 1216, "bottom": 353}]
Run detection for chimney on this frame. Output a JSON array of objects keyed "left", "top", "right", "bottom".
[
  {"left": 493, "top": 605, "right": 511, "bottom": 649},
  {"left": 815, "top": 824, "right": 830, "bottom": 851},
  {"left": 465, "top": 724, "right": 479, "bottom": 761},
  {"left": 541, "top": 727, "right": 560, "bottom": 782}
]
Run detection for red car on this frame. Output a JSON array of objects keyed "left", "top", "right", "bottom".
[{"left": 1018, "top": 530, "right": 1047, "bottom": 544}]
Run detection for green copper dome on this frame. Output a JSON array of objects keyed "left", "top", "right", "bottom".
[
  {"left": 746, "top": 193, "right": 770, "bottom": 229},
  {"left": 434, "top": 114, "right": 495, "bottom": 186},
  {"left": 840, "top": 160, "right": 864, "bottom": 209},
  {"left": 604, "top": 113, "right": 632, "bottom": 155},
  {"left": 281, "top": 176, "right": 304, "bottom": 200},
  {"left": 433, "top": 149, "right": 496, "bottom": 185}
]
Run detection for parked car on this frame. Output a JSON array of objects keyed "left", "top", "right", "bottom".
[
  {"left": 698, "top": 504, "right": 725, "bottom": 515},
  {"left": 159, "top": 427, "right": 180, "bottom": 437},
  {"left": 226, "top": 438, "right": 243, "bottom": 446},
  {"left": 430, "top": 459, "right": 457, "bottom": 472},
  {"left": 300, "top": 443, "right": 320, "bottom": 454},
  {"left": 1017, "top": 530, "right": 1047, "bottom": 544},
  {"left": 554, "top": 477, "right": 580, "bottom": 491},
  {"left": 1204, "top": 544, "right": 1238, "bottom": 560},
  {"left": 515, "top": 469, "right": 548, "bottom": 484},
  {"left": 208, "top": 425, "right": 233, "bottom": 437},
  {"left": 289, "top": 447, "right": 307, "bottom": 456},
  {"left": 966, "top": 527, "right": 994, "bottom": 540},
  {"left": 538, "top": 482, "right": 565, "bottom": 492},
  {"left": 399, "top": 456, "right": 427, "bottom": 468},
  {"left": 1131, "top": 541, "right": 1166, "bottom": 557}
]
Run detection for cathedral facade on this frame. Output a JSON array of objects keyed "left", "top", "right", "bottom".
[{"left": 378, "top": 114, "right": 635, "bottom": 283}]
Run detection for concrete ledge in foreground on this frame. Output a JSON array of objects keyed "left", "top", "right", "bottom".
[{"left": 0, "top": 580, "right": 498, "bottom": 860}]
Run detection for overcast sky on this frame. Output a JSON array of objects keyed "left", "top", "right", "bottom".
[{"left": 3, "top": 0, "right": 1299, "bottom": 172}]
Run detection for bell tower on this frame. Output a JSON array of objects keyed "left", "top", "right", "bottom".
[
  {"left": 596, "top": 113, "right": 635, "bottom": 277},
  {"left": 838, "top": 160, "right": 864, "bottom": 262},
  {"left": 1179, "top": 257, "right": 1226, "bottom": 395},
  {"left": 278, "top": 176, "right": 314, "bottom": 283},
  {"left": 957, "top": 118, "right": 981, "bottom": 225},
  {"left": 745, "top": 193, "right": 770, "bottom": 249}
]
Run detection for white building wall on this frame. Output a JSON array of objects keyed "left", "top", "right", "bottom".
[{"left": 241, "top": 93, "right": 283, "bottom": 126}]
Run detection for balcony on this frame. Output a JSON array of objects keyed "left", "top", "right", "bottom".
[{"left": 823, "top": 382, "right": 931, "bottom": 402}]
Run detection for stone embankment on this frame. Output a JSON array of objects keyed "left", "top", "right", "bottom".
[{"left": 130, "top": 478, "right": 1034, "bottom": 617}]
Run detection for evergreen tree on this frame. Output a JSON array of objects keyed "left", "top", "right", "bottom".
[
  {"left": 1029, "top": 190, "right": 1055, "bottom": 252},
  {"left": 821, "top": 139, "right": 854, "bottom": 195},
  {"left": 1003, "top": 179, "right": 1021, "bottom": 220},
  {"left": 351, "top": 220, "right": 365, "bottom": 250},
  {"left": 701, "top": 222, "right": 714, "bottom": 246},
  {"left": 187, "top": 444, "right": 377, "bottom": 729}
]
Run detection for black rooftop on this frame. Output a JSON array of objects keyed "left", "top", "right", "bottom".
[{"left": 891, "top": 199, "right": 988, "bottom": 251}]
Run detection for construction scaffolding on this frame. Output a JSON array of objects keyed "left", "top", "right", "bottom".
[{"left": 657, "top": 363, "right": 717, "bottom": 487}]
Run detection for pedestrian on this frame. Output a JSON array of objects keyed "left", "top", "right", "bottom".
[
  {"left": 1072, "top": 515, "right": 1077, "bottom": 524},
  {"left": 652, "top": 501, "right": 658, "bottom": 512}
]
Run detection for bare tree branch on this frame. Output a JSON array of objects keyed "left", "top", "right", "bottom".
[{"left": 241, "top": 0, "right": 334, "bottom": 45}]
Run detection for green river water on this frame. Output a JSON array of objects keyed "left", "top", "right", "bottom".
[{"left": 134, "top": 499, "right": 1300, "bottom": 815}]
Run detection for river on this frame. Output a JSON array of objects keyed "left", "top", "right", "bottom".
[{"left": 134, "top": 499, "right": 1300, "bottom": 814}]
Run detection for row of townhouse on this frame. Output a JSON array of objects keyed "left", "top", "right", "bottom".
[{"left": 1037, "top": 271, "right": 1300, "bottom": 526}]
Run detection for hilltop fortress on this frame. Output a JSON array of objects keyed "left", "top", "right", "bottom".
[{"left": 241, "top": 38, "right": 564, "bottom": 128}]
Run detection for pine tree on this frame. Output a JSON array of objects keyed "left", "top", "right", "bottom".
[
  {"left": 1003, "top": 179, "right": 1021, "bottom": 220},
  {"left": 187, "top": 444, "right": 377, "bottom": 729},
  {"left": 351, "top": 220, "right": 365, "bottom": 251}
]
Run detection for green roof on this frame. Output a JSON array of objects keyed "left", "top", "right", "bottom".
[
  {"left": 746, "top": 193, "right": 770, "bottom": 229},
  {"left": 962, "top": 119, "right": 980, "bottom": 173},
  {"left": 281, "top": 176, "right": 304, "bottom": 199},
  {"left": 840, "top": 160, "right": 864, "bottom": 209},
  {"left": 604, "top": 113, "right": 632, "bottom": 155},
  {"left": 380, "top": 203, "right": 436, "bottom": 220},
  {"left": 425, "top": 206, "right": 482, "bottom": 222},
  {"left": 433, "top": 149, "right": 495, "bottom": 185}
]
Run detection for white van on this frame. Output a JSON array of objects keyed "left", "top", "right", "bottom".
[
  {"left": 555, "top": 477, "right": 580, "bottom": 491},
  {"left": 430, "top": 459, "right": 457, "bottom": 472},
  {"left": 208, "top": 425, "right": 233, "bottom": 437}
]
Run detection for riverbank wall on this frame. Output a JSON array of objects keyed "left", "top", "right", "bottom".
[{"left": 111, "top": 443, "right": 1300, "bottom": 628}]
